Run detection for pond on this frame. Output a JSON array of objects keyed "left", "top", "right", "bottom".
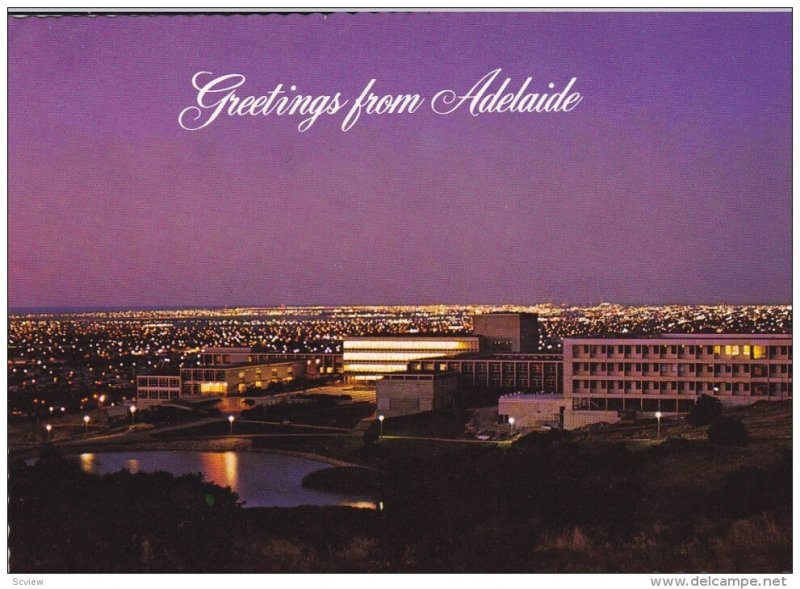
[{"left": 73, "top": 450, "right": 375, "bottom": 509}]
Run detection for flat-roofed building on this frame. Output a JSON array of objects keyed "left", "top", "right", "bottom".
[
  {"left": 562, "top": 334, "right": 792, "bottom": 429},
  {"left": 342, "top": 336, "right": 480, "bottom": 382},
  {"left": 200, "top": 347, "right": 342, "bottom": 376},
  {"left": 180, "top": 361, "right": 304, "bottom": 396},
  {"left": 135, "top": 374, "right": 181, "bottom": 407},
  {"left": 472, "top": 312, "right": 539, "bottom": 353},
  {"left": 376, "top": 371, "right": 459, "bottom": 417},
  {"left": 498, "top": 393, "right": 567, "bottom": 429},
  {"left": 408, "top": 353, "right": 563, "bottom": 393}
]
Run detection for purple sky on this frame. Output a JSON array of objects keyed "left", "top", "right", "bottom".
[{"left": 8, "top": 12, "right": 792, "bottom": 308}]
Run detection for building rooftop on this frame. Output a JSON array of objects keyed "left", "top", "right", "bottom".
[
  {"left": 563, "top": 333, "right": 792, "bottom": 340},
  {"left": 137, "top": 370, "right": 181, "bottom": 377},
  {"left": 499, "top": 393, "right": 565, "bottom": 401},
  {"left": 343, "top": 334, "right": 478, "bottom": 340},
  {"left": 382, "top": 370, "right": 459, "bottom": 379},
  {"left": 205, "top": 360, "right": 302, "bottom": 368},
  {"left": 421, "top": 352, "right": 563, "bottom": 361}
]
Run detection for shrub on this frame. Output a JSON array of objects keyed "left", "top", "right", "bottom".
[
  {"left": 708, "top": 416, "right": 748, "bottom": 446},
  {"left": 687, "top": 394, "right": 723, "bottom": 426},
  {"left": 363, "top": 428, "right": 379, "bottom": 445}
]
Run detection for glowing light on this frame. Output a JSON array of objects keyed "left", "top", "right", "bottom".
[
  {"left": 79, "top": 453, "right": 95, "bottom": 472},
  {"left": 343, "top": 339, "right": 478, "bottom": 351},
  {"left": 200, "top": 382, "right": 228, "bottom": 394}
]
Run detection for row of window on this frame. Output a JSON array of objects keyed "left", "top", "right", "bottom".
[
  {"left": 571, "top": 388, "right": 792, "bottom": 412},
  {"left": 137, "top": 377, "right": 180, "bottom": 387},
  {"left": 572, "top": 397, "right": 697, "bottom": 412},
  {"left": 572, "top": 363, "right": 791, "bottom": 376},
  {"left": 571, "top": 381, "right": 791, "bottom": 395},
  {"left": 570, "top": 344, "right": 789, "bottom": 359},
  {"left": 137, "top": 390, "right": 179, "bottom": 400}
]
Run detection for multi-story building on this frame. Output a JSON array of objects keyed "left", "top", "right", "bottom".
[
  {"left": 200, "top": 347, "right": 342, "bottom": 376},
  {"left": 407, "top": 353, "right": 563, "bottom": 394},
  {"left": 342, "top": 336, "right": 481, "bottom": 382},
  {"left": 135, "top": 374, "right": 181, "bottom": 407},
  {"left": 135, "top": 346, "right": 314, "bottom": 406},
  {"left": 472, "top": 312, "right": 539, "bottom": 353},
  {"left": 561, "top": 334, "right": 791, "bottom": 429},
  {"left": 179, "top": 361, "right": 303, "bottom": 396}
]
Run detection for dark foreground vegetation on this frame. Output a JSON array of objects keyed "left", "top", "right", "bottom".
[{"left": 9, "top": 428, "right": 791, "bottom": 573}]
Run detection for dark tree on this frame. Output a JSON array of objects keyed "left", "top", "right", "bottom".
[
  {"left": 708, "top": 415, "right": 748, "bottom": 446},
  {"left": 687, "top": 394, "right": 723, "bottom": 426}
]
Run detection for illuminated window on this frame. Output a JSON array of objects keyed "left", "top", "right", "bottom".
[
  {"left": 752, "top": 346, "right": 766, "bottom": 360},
  {"left": 713, "top": 345, "right": 722, "bottom": 355},
  {"left": 200, "top": 382, "right": 227, "bottom": 394},
  {"left": 743, "top": 345, "right": 751, "bottom": 356}
]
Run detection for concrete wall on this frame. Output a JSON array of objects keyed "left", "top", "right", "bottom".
[
  {"left": 472, "top": 313, "right": 539, "bottom": 353},
  {"left": 376, "top": 374, "right": 458, "bottom": 417},
  {"left": 498, "top": 396, "right": 566, "bottom": 428}
]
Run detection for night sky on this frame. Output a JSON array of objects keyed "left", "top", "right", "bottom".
[{"left": 8, "top": 11, "right": 792, "bottom": 309}]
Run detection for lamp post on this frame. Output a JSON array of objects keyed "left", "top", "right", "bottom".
[
  {"left": 83, "top": 415, "right": 90, "bottom": 433},
  {"left": 509, "top": 416, "right": 516, "bottom": 434},
  {"left": 228, "top": 415, "right": 235, "bottom": 434},
  {"left": 655, "top": 411, "right": 662, "bottom": 440},
  {"left": 45, "top": 424, "right": 52, "bottom": 442},
  {"left": 129, "top": 405, "right": 137, "bottom": 424},
  {"left": 378, "top": 414, "right": 385, "bottom": 439},
  {"left": 99, "top": 394, "right": 106, "bottom": 408}
]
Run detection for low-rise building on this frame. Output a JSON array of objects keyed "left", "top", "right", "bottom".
[
  {"left": 498, "top": 393, "right": 566, "bottom": 429},
  {"left": 180, "top": 361, "right": 303, "bottom": 396},
  {"left": 376, "top": 371, "right": 459, "bottom": 417},
  {"left": 135, "top": 374, "right": 181, "bottom": 407},
  {"left": 343, "top": 336, "right": 480, "bottom": 382},
  {"left": 201, "top": 347, "right": 342, "bottom": 376},
  {"left": 136, "top": 356, "right": 305, "bottom": 406},
  {"left": 408, "top": 353, "right": 563, "bottom": 393}
]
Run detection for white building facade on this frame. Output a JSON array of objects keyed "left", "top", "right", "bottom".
[{"left": 562, "top": 334, "right": 791, "bottom": 429}]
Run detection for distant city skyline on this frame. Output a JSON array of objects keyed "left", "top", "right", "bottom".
[{"left": 8, "top": 11, "right": 792, "bottom": 308}]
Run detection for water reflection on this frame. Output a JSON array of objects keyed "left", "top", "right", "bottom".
[
  {"left": 200, "top": 451, "right": 238, "bottom": 489},
  {"left": 341, "top": 501, "right": 377, "bottom": 510},
  {"left": 125, "top": 458, "right": 141, "bottom": 475},
  {"left": 73, "top": 450, "right": 375, "bottom": 509},
  {"left": 80, "top": 453, "right": 94, "bottom": 471}
]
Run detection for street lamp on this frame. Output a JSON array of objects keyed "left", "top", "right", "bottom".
[
  {"left": 509, "top": 416, "right": 516, "bottom": 434},
  {"left": 99, "top": 394, "right": 106, "bottom": 407},
  {"left": 655, "top": 411, "right": 662, "bottom": 440},
  {"left": 228, "top": 414, "right": 235, "bottom": 434},
  {"left": 45, "top": 424, "right": 52, "bottom": 442},
  {"left": 378, "top": 414, "right": 385, "bottom": 439},
  {"left": 83, "top": 415, "right": 90, "bottom": 433},
  {"left": 129, "top": 405, "right": 137, "bottom": 424}
]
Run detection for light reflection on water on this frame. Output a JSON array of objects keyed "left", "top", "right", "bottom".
[{"left": 75, "top": 451, "right": 375, "bottom": 509}]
